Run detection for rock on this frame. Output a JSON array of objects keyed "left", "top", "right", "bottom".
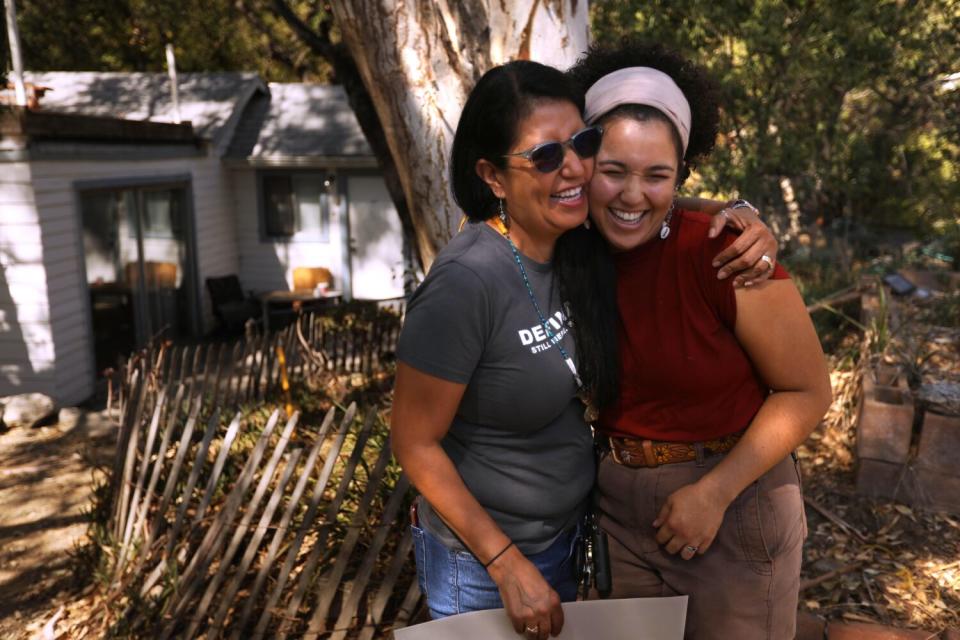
[
  {"left": 0, "top": 393, "right": 58, "bottom": 429},
  {"left": 917, "top": 382, "right": 960, "bottom": 416}
]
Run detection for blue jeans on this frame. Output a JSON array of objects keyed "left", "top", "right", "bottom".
[{"left": 411, "top": 524, "right": 579, "bottom": 619}]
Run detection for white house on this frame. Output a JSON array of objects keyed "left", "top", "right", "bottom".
[{"left": 0, "top": 72, "right": 408, "bottom": 406}]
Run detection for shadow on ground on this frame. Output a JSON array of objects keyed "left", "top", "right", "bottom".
[{"left": 0, "top": 409, "right": 116, "bottom": 638}]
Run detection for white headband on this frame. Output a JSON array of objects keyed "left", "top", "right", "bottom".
[{"left": 584, "top": 66, "right": 692, "bottom": 154}]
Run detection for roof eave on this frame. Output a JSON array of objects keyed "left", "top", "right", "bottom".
[
  {"left": 223, "top": 154, "right": 379, "bottom": 169},
  {"left": 212, "top": 77, "right": 271, "bottom": 157},
  {"left": 0, "top": 106, "right": 201, "bottom": 145}
]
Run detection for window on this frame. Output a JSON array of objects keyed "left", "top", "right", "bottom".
[{"left": 262, "top": 173, "right": 332, "bottom": 241}]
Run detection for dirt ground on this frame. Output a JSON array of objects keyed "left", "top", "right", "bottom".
[{"left": 0, "top": 409, "right": 115, "bottom": 639}]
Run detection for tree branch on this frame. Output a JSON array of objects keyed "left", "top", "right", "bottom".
[
  {"left": 235, "top": 1, "right": 299, "bottom": 74},
  {"left": 271, "top": 0, "right": 338, "bottom": 62}
]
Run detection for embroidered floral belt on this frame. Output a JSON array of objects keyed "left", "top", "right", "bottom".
[{"left": 606, "top": 430, "right": 744, "bottom": 468}]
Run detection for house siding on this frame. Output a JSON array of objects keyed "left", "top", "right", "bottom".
[
  {"left": 0, "top": 154, "right": 239, "bottom": 405},
  {"left": 0, "top": 162, "right": 58, "bottom": 401}
]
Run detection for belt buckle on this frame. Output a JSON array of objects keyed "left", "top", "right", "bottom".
[
  {"left": 608, "top": 437, "right": 638, "bottom": 466},
  {"left": 610, "top": 436, "right": 655, "bottom": 467}
]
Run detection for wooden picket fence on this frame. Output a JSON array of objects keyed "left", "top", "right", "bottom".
[
  {"left": 130, "top": 305, "right": 404, "bottom": 396},
  {"left": 94, "top": 307, "right": 422, "bottom": 638}
]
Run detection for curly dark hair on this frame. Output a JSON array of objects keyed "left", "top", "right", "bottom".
[{"left": 566, "top": 38, "right": 721, "bottom": 186}]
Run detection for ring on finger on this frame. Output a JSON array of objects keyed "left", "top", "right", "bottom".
[
  {"left": 760, "top": 254, "right": 774, "bottom": 270},
  {"left": 684, "top": 545, "right": 698, "bottom": 554},
  {"left": 729, "top": 198, "right": 757, "bottom": 213},
  {"left": 525, "top": 624, "right": 539, "bottom": 634}
]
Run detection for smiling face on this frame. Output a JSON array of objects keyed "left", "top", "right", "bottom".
[
  {"left": 588, "top": 116, "right": 681, "bottom": 253},
  {"left": 477, "top": 99, "right": 593, "bottom": 261}
]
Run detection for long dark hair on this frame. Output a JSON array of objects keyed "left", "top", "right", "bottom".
[
  {"left": 449, "top": 60, "right": 617, "bottom": 405},
  {"left": 450, "top": 60, "right": 584, "bottom": 221},
  {"left": 554, "top": 225, "right": 620, "bottom": 409}
]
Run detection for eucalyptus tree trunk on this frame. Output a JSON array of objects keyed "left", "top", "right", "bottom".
[{"left": 329, "top": 0, "right": 589, "bottom": 269}]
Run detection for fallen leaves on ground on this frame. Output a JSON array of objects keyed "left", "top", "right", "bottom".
[{"left": 798, "top": 319, "right": 960, "bottom": 633}]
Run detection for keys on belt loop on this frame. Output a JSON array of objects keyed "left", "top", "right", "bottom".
[{"left": 409, "top": 500, "right": 420, "bottom": 527}]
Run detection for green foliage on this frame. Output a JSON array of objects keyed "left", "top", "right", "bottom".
[
  {"left": 779, "top": 248, "right": 864, "bottom": 350},
  {"left": 591, "top": 0, "right": 960, "bottom": 255},
  {"left": 12, "top": 0, "right": 332, "bottom": 81}
]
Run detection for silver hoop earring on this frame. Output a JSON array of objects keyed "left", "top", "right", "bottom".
[{"left": 660, "top": 200, "right": 676, "bottom": 240}]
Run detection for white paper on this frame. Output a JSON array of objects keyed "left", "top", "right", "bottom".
[{"left": 394, "top": 596, "right": 688, "bottom": 640}]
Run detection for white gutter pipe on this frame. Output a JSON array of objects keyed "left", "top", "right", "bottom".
[
  {"left": 165, "top": 43, "right": 181, "bottom": 123},
  {"left": 4, "top": 0, "right": 27, "bottom": 107}
]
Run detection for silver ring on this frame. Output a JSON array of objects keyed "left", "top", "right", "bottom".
[
  {"left": 685, "top": 545, "right": 698, "bottom": 553},
  {"left": 729, "top": 198, "right": 756, "bottom": 212},
  {"left": 760, "top": 254, "right": 774, "bottom": 270},
  {"left": 525, "top": 624, "right": 539, "bottom": 634}
]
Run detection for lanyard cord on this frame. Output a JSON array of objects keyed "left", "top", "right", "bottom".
[{"left": 489, "top": 217, "right": 584, "bottom": 390}]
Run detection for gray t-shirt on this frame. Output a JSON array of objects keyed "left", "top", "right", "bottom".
[{"left": 397, "top": 222, "right": 594, "bottom": 553}]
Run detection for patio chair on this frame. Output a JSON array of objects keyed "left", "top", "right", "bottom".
[
  {"left": 292, "top": 266, "right": 334, "bottom": 293},
  {"left": 206, "top": 275, "right": 260, "bottom": 333}
]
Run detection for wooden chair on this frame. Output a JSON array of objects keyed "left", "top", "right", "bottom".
[
  {"left": 206, "top": 275, "right": 260, "bottom": 333},
  {"left": 124, "top": 261, "right": 178, "bottom": 288},
  {"left": 292, "top": 267, "right": 333, "bottom": 292}
]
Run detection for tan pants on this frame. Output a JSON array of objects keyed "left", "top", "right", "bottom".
[{"left": 595, "top": 452, "right": 806, "bottom": 640}]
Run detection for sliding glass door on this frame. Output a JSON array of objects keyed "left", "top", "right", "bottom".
[{"left": 81, "top": 183, "right": 197, "bottom": 370}]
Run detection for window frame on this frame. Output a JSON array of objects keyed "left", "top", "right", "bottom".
[
  {"left": 73, "top": 173, "right": 202, "bottom": 364},
  {"left": 257, "top": 170, "right": 334, "bottom": 243}
]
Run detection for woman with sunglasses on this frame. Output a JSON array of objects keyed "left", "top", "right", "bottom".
[
  {"left": 391, "top": 60, "right": 777, "bottom": 640},
  {"left": 555, "top": 41, "right": 833, "bottom": 638}
]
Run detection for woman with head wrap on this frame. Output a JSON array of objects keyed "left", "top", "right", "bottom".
[{"left": 557, "top": 40, "right": 832, "bottom": 639}]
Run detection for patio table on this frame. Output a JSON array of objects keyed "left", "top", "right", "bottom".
[{"left": 257, "top": 289, "right": 343, "bottom": 332}]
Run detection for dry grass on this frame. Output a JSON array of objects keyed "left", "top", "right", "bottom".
[{"left": 797, "top": 288, "right": 960, "bottom": 633}]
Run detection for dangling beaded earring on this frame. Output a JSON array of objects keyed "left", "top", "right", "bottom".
[
  {"left": 660, "top": 200, "right": 676, "bottom": 240},
  {"left": 498, "top": 198, "right": 510, "bottom": 229}
]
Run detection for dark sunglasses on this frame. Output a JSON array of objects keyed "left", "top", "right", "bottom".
[{"left": 502, "top": 125, "right": 603, "bottom": 173}]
